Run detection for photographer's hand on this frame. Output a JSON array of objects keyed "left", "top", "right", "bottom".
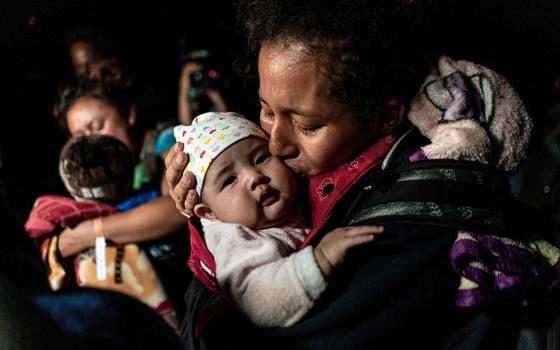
[
  {"left": 178, "top": 62, "right": 204, "bottom": 125},
  {"left": 206, "top": 88, "right": 228, "bottom": 113}
]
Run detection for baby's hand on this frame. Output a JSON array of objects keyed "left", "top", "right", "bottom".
[{"left": 314, "top": 225, "right": 383, "bottom": 277}]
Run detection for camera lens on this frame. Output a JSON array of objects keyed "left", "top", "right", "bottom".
[{"left": 189, "top": 70, "right": 209, "bottom": 100}]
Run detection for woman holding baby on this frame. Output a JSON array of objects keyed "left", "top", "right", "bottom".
[{"left": 164, "top": 0, "right": 560, "bottom": 349}]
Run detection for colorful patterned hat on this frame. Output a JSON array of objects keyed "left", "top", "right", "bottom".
[{"left": 174, "top": 112, "right": 268, "bottom": 195}]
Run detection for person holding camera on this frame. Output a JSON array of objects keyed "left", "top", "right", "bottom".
[{"left": 178, "top": 61, "right": 228, "bottom": 125}]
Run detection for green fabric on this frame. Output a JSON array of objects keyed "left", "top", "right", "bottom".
[
  {"left": 133, "top": 163, "right": 146, "bottom": 191},
  {"left": 132, "top": 124, "right": 175, "bottom": 191}
]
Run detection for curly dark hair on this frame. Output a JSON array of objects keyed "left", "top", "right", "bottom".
[
  {"left": 59, "top": 134, "right": 134, "bottom": 203},
  {"left": 54, "top": 79, "right": 136, "bottom": 132},
  {"left": 235, "top": 0, "right": 433, "bottom": 128}
]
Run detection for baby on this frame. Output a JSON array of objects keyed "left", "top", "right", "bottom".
[
  {"left": 59, "top": 134, "right": 134, "bottom": 204},
  {"left": 56, "top": 134, "right": 177, "bottom": 328},
  {"left": 175, "top": 112, "right": 382, "bottom": 327}
]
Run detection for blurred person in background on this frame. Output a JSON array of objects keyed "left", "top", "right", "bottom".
[
  {"left": 176, "top": 40, "right": 229, "bottom": 125},
  {"left": 61, "top": 28, "right": 168, "bottom": 128},
  {"left": 54, "top": 79, "right": 191, "bottom": 318}
]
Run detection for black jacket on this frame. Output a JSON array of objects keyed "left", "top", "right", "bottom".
[{"left": 180, "top": 130, "right": 560, "bottom": 350}]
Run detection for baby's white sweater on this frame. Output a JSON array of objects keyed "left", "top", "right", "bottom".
[{"left": 202, "top": 220, "right": 326, "bottom": 327}]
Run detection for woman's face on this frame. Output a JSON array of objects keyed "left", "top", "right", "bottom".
[
  {"left": 66, "top": 96, "right": 134, "bottom": 151},
  {"left": 258, "top": 42, "right": 374, "bottom": 177},
  {"left": 70, "top": 42, "right": 95, "bottom": 78}
]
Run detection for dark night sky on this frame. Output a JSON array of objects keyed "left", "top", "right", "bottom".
[{"left": 1, "top": 0, "right": 560, "bottom": 226}]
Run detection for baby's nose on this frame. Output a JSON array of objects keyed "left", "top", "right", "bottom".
[{"left": 248, "top": 172, "right": 269, "bottom": 191}]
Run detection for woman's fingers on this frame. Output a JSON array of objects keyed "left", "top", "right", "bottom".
[
  {"left": 164, "top": 142, "right": 199, "bottom": 216},
  {"left": 165, "top": 143, "right": 186, "bottom": 197},
  {"left": 183, "top": 189, "right": 200, "bottom": 217},
  {"left": 175, "top": 172, "right": 198, "bottom": 216},
  {"left": 164, "top": 142, "right": 186, "bottom": 169}
]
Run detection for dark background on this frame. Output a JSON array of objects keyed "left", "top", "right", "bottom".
[
  {"left": 1, "top": 0, "right": 246, "bottom": 226},
  {"left": 2, "top": 0, "right": 560, "bottom": 227}
]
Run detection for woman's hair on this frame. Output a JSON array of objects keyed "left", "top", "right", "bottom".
[
  {"left": 54, "top": 79, "right": 136, "bottom": 132},
  {"left": 236, "top": 0, "right": 433, "bottom": 127}
]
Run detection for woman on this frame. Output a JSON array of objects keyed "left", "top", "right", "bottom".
[
  {"left": 54, "top": 79, "right": 190, "bottom": 316},
  {"left": 166, "top": 1, "right": 557, "bottom": 349},
  {"left": 55, "top": 80, "right": 185, "bottom": 252}
]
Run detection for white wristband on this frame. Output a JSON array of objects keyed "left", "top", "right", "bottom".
[{"left": 93, "top": 218, "right": 107, "bottom": 281}]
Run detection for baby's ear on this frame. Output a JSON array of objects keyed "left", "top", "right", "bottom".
[{"left": 194, "top": 203, "right": 217, "bottom": 221}]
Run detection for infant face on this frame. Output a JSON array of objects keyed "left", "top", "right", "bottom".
[{"left": 201, "top": 137, "right": 297, "bottom": 229}]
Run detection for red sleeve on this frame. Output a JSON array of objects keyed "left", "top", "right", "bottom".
[{"left": 187, "top": 217, "right": 222, "bottom": 296}]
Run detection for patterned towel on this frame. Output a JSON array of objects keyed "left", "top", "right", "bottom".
[
  {"left": 451, "top": 231, "right": 560, "bottom": 307},
  {"left": 408, "top": 147, "right": 560, "bottom": 307}
]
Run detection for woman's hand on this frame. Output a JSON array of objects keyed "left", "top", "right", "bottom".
[
  {"left": 314, "top": 225, "right": 383, "bottom": 277},
  {"left": 164, "top": 142, "right": 200, "bottom": 217},
  {"left": 206, "top": 88, "right": 228, "bottom": 112},
  {"left": 58, "top": 219, "right": 96, "bottom": 257}
]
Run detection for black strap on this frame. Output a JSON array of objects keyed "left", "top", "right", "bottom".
[
  {"left": 346, "top": 159, "right": 557, "bottom": 237},
  {"left": 115, "top": 245, "right": 124, "bottom": 284}
]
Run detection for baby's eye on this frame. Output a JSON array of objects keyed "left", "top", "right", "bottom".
[
  {"left": 255, "top": 152, "right": 271, "bottom": 165},
  {"left": 222, "top": 176, "right": 237, "bottom": 188}
]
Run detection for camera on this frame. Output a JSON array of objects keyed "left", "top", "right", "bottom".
[
  {"left": 189, "top": 66, "right": 221, "bottom": 101},
  {"left": 177, "top": 47, "right": 222, "bottom": 101}
]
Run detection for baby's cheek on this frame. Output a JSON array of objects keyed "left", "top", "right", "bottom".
[{"left": 215, "top": 196, "right": 251, "bottom": 225}]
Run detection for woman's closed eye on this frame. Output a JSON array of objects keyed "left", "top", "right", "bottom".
[
  {"left": 293, "top": 116, "right": 323, "bottom": 136},
  {"left": 261, "top": 110, "right": 274, "bottom": 121},
  {"left": 298, "top": 125, "right": 321, "bottom": 136}
]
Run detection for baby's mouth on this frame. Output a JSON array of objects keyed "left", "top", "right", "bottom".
[{"left": 259, "top": 188, "right": 279, "bottom": 206}]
